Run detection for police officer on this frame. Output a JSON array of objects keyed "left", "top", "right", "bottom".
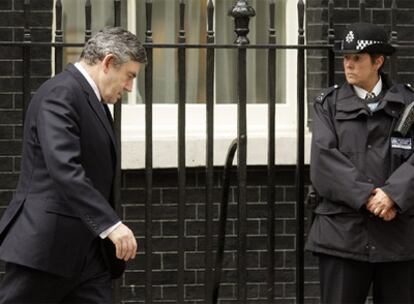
[{"left": 306, "top": 22, "right": 414, "bottom": 303}]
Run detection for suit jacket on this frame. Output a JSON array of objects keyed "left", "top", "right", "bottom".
[{"left": 0, "top": 64, "right": 125, "bottom": 278}]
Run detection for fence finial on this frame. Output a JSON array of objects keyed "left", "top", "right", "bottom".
[
  {"left": 359, "top": 0, "right": 367, "bottom": 22},
  {"left": 146, "top": 0, "right": 153, "bottom": 43},
  {"left": 114, "top": 0, "right": 121, "bottom": 27},
  {"left": 269, "top": 0, "right": 276, "bottom": 43},
  {"left": 228, "top": 0, "right": 256, "bottom": 45},
  {"left": 85, "top": 0, "right": 92, "bottom": 42},
  {"left": 207, "top": 0, "right": 214, "bottom": 41},
  {"left": 298, "top": 0, "right": 305, "bottom": 39},
  {"left": 24, "top": 0, "right": 31, "bottom": 42},
  {"left": 391, "top": 0, "right": 398, "bottom": 43},
  {"left": 179, "top": 0, "right": 186, "bottom": 43},
  {"left": 390, "top": 0, "right": 398, "bottom": 80},
  {"left": 327, "top": 0, "right": 334, "bottom": 42}
]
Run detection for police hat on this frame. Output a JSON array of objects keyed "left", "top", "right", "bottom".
[{"left": 334, "top": 22, "right": 395, "bottom": 55}]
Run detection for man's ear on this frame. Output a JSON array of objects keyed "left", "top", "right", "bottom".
[{"left": 101, "top": 54, "right": 115, "bottom": 73}]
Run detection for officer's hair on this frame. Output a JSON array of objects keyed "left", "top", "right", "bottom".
[
  {"left": 80, "top": 27, "right": 147, "bottom": 66},
  {"left": 369, "top": 54, "right": 386, "bottom": 74}
]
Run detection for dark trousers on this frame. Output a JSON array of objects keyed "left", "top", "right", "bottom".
[
  {"left": 319, "top": 254, "right": 414, "bottom": 304},
  {"left": 0, "top": 240, "right": 111, "bottom": 303}
]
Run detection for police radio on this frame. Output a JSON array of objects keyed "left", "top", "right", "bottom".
[{"left": 394, "top": 102, "right": 414, "bottom": 137}]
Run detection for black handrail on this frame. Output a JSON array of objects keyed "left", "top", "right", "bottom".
[{"left": 212, "top": 138, "right": 238, "bottom": 304}]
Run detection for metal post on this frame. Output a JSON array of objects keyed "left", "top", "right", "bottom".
[
  {"left": 267, "top": 0, "right": 276, "bottom": 302},
  {"left": 205, "top": 0, "right": 215, "bottom": 303},
  {"left": 229, "top": 1, "right": 255, "bottom": 302},
  {"left": 327, "top": 0, "right": 335, "bottom": 87},
  {"left": 359, "top": 0, "right": 367, "bottom": 23},
  {"left": 54, "top": 0, "right": 63, "bottom": 74},
  {"left": 22, "top": 0, "right": 31, "bottom": 123},
  {"left": 111, "top": 1, "right": 122, "bottom": 303},
  {"left": 144, "top": 1, "right": 154, "bottom": 303},
  {"left": 296, "top": 1, "right": 305, "bottom": 303},
  {"left": 177, "top": 1, "right": 187, "bottom": 302},
  {"left": 390, "top": 0, "right": 398, "bottom": 81},
  {"left": 85, "top": 0, "right": 92, "bottom": 42}
]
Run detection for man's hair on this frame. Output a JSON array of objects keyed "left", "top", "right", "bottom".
[{"left": 80, "top": 27, "right": 147, "bottom": 66}]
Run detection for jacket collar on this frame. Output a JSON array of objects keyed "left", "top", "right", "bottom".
[
  {"left": 335, "top": 83, "right": 368, "bottom": 119},
  {"left": 65, "top": 64, "right": 117, "bottom": 157},
  {"left": 335, "top": 82, "right": 405, "bottom": 120}
]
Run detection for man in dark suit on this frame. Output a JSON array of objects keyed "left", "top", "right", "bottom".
[{"left": 0, "top": 27, "right": 147, "bottom": 303}]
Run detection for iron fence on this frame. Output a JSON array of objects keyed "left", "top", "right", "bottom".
[{"left": 0, "top": 0, "right": 409, "bottom": 303}]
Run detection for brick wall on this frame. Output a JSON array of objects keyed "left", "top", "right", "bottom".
[
  {"left": 0, "top": 2, "right": 318, "bottom": 302},
  {"left": 119, "top": 166, "right": 314, "bottom": 303},
  {"left": 306, "top": 0, "right": 414, "bottom": 109},
  {"left": 8, "top": 0, "right": 414, "bottom": 303},
  {"left": 0, "top": 0, "right": 52, "bottom": 214}
]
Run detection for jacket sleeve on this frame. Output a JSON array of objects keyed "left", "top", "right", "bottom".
[
  {"left": 35, "top": 85, "right": 120, "bottom": 236},
  {"left": 311, "top": 99, "right": 374, "bottom": 211},
  {"left": 382, "top": 153, "right": 414, "bottom": 213}
]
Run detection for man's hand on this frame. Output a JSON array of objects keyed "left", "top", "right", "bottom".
[
  {"left": 108, "top": 223, "right": 137, "bottom": 261},
  {"left": 366, "top": 188, "right": 396, "bottom": 221}
]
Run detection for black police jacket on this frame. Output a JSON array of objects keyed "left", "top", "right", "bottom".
[{"left": 306, "top": 80, "right": 414, "bottom": 262}]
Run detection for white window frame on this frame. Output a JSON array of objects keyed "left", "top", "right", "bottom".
[
  {"left": 51, "top": 0, "right": 311, "bottom": 169},
  {"left": 121, "top": 0, "right": 310, "bottom": 169}
]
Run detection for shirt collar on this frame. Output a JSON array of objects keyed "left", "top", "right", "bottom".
[
  {"left": 74, "top": 62, "right": 102, "bottom": 102},
  {"left": 353, "top": 77, "right": 383, "bottom": 99}
]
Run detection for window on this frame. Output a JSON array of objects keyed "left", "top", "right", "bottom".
[
  {"left": 53, "top": 0, "right": 309, "bottom": 168},
  {"left": 131, "top": 0, "right": 287, "bottom": 104},
  {"left": 58, "top": 0, "right": 117, "bottom": 65}
]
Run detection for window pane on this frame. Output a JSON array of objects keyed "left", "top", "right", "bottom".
[
  {"left": 134, "top": 0, "right": 207, "bottom": 104},
  {"left": 61, "top": 0, "right": 116, "bottom": 66},
  {"left": 56, "top": 0, "right": 287, "bottom": 105},
  {"left": 133, "top": 0, "right": 287, "bottom": 104}
]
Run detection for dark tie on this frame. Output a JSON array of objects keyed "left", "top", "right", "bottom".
[
  {"left": 365, "top": 92, "right": 376, "bottom": 101},
  {"left": 101, "top": 103, "right": 114, "bottom": 127}
]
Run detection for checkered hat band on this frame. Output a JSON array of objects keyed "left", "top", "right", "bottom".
[{"left": 356, "top": 40, "right": 383, "bottom": 50}]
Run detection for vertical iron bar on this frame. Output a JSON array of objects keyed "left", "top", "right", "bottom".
[
  {"left": 85, "top": 0, "right": 92, "bottom": 42},
  {"left": 205, "top": 0, "right": 215, "bottom": 303},
  {"left": 237, "top": 44, "right": 248, "bottom": 304},
  {"left": 228, "top": 2, "right": 255, "bottom": 302},
  {"left": 177, "top": 1, "right": 186, "bottom": 302},
  {"left": 145, "top": 1, "right": 154, "bottom": 303},
  {"left": 359, "top": 0, "right": 367, "bottom": 23},
  {"left": 390, "top": 0, "right": 398, "bottom": 80},
  {"left": 296, "top": 1, "right": 305, "bottom": 303},
  {"left": 54, "top": 0, "right": 63, "bottom": 74},
  {"left": 111, "top": 2, "right": 122, "bottom": 303},
  {"left": 114, "top": 0, "right": 121, "bottom": 29},
  {"left": 22, "top": 0, "right": 31, "bottom": 123},
  {"left": 113, "top": 0, "right": 121, "bottom": 212},
  {"left": 267, "top": 0, "right": 276, "bottom": 302},
  {"left": 327, "top": 0, "right": 335, "bottom": 86},
  {"left": 212, "top": 139, "right": 238, "bottom": 304}
]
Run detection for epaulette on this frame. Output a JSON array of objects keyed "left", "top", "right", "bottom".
[
  {"left": 405, "top": 83, "right": 414, "bottom": 93},
  {"left": 315, "top": 84, "right": 339, "bottom": 104}
]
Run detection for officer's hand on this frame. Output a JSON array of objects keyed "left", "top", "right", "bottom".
[
  {"left": 381, "top": 207, "right": 397, "bottom": 221},
  {"left": 366, "top": 188, "right": 395, "bottom": 219},
  {"left": 108, "top": 223, "right": 137, "bottom": 261}
]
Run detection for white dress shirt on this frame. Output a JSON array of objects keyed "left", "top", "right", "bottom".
[{"left": 353, "top": 77, "right": 383, "bottom": 111}]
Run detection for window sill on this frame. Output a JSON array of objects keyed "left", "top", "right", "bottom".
[{"left": 120, "top": 104, "right": 311, "bottom": 169}]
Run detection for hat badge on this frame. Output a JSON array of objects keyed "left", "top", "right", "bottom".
[{"left": 345, "top": 31, "right": 354, "bottom": 44}]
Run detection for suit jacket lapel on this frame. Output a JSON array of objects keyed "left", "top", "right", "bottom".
[{"left": 65, "top": 64, "right": 118, "bottom": 160}]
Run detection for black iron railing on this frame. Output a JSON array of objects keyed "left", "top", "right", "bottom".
[{"left": 1, "top": 0, "right": 408, "bottom": 303}]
